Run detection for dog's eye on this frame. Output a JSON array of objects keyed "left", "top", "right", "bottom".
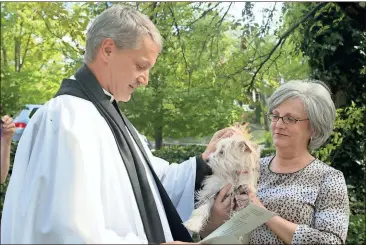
[{"left": 219, "top": 150, "right": 224, "bottom": 154}]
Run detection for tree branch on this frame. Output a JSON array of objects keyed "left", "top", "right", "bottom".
[
  {"left": 39, "top": 14, "right": 83, "bottom": 55},
  {"left": 0, "top": 32, "right": 7, "bottom": 69},
  {"left": 259, "top": 3, "right": 277, "bottom": 36},
  {"left": 259, "top": 42, "right": 285, "bottom": 82},
  {"left": 244, "top": 2, "right": 328, "bottom": 90},
  {"left": 196, "top": 3, "right": 232, "bottom": 69},
  {"left": 148, "top": 2, "right": 158, "bottom": 24},
  {"left": 19, "top": 30, "right": 33, "bottom": 72},
  {"left": 215, "top": 3, "right": 232, "bottom": 28},
  {"left": 187, "top": 2, "right": 221, "bottom": 26},
  {"left": 14, "top": 21, "right": 24, "bottom": 72},
  {"left": 168, "top": 5, "right": 190, "bottom": 76}
]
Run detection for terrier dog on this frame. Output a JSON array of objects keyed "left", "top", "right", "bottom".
[{"left": 183, "top": 125, "right": 260, "bottom": 236}]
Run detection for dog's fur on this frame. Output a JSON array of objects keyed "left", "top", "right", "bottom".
[{"left": 183, "top": 126, "right": 260, "bottom": 239}]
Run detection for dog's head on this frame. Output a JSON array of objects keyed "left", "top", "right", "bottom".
[{"left": 206, "top": 134, "right": 260, "bottom": 186}]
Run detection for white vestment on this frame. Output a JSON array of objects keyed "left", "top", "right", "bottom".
[{"left": 1, "top": 95, "right": 196, "bottom": 244}]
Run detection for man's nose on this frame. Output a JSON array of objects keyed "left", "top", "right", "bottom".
[{"left": 138, "top": 70, "right": 149, "bottom": 86}]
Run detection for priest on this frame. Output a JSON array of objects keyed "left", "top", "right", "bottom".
[{"left": 1, "top": 5, "right": 239, "bottom": 244}]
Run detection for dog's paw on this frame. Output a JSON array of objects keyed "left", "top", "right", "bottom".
[{"left": 183, "top": 218, "right": 205, "bottom": 233}]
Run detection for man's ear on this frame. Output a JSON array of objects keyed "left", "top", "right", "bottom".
[{"left": 100, "top": 38, "right": 116, "bottom": 62}]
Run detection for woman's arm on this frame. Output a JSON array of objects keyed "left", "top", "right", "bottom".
[
  {"left": 197, "top": 168, "right": 349, "bottom": 244},
  {"left": 247, "top": 170, "right": 349, "bottom": 244},
  {"left": 1, "top": 139, "right": 12, "bottom": 183},
  {"left": 290, "top": 170, "right": 349, "bottom": 244},
  {"left": 243, "top": 186, "right": 299, "bottom": 244},
  {"left": 1, "top": 115, "right": 16, "bottom": 184},
  {"left": 263, "top": 216, "right": 298, "bottom": 244}
]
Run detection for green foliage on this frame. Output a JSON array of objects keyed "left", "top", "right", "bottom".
[
  {"left": 260, "top": 147, "right": 276, "bottom": 157},
  {"left": 122, "top": 2, "right": 246, "bottom": 147},
  {"left": 348, "top": 212, "right": 365, "bottom": 245},
  {"left": 347, "top": 185, "right": 366, "bottom": 245},
  {"left": 0, "top": 2, "right": 98, "bottom": 116},
  {"left": 316, "top": 104, "right": 365, "bottom": 164},
  {"left": 260, "top": 131, "right": 275, "bottom": 148},
  {"left": 282, "top": 3, "right": 366, "bottom": 243},
  {"left": 287, "top": 1, "right": 366, "bottom": 200},
  {"left": 317, "top": 104, "right": 366, "bottom": 202},
  {"left": 153, "top": 145, "right": 206, "bottom": 163},
  {"left": 309, "top": 5, "right": 365, "bottom": 106}
]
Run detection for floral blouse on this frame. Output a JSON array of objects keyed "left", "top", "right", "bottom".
[{"left": 249, "top": 156, "right": 350, "bottom": 244}]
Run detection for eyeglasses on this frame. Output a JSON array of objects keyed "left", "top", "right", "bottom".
[{"left": 267, "top": 113, "right": 309, "bottom": 125}]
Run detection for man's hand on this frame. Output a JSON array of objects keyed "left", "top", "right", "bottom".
[
  {"left": 199, "top": 184, "right": 232, "bottom": 238},
  {"left": 161, "top": 242, "right": 201, "bottom": 244},
  {"left": 202, "top": 127, "right": 242, "bottom": 161},
  {"left": 210, "top": 183, "right": 232, "bottom": 226},
  {"left": 1, "top": 115, "right": 16, "bottom": 143}
]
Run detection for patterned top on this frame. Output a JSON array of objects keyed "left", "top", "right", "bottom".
[{"left": 249, "top": 156, "right": 349, "bottom": 244}]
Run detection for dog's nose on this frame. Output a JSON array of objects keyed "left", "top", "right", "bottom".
[{"left": 205, "top": 158, "right": 210, "bottom": 163}]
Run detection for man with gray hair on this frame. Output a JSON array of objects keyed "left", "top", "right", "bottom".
[{"left": 1, "top": 5, "right": 237, "bottom": 244}]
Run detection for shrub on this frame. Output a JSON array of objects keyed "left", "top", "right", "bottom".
[{"left": 153, "top": 145, "right": 206, "bottom": 163}]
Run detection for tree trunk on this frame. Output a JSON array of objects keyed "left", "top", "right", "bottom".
[
  {"left": 262, "top": 93, "right": 270, "bottom": 131},
  {"left": 154, "top": 99, "right": 164, "bottom": 150},
  {"left": 334, "top": 90, "right": 347, "bottom": 108},
  {"left": 155, "top": 125, "right": 163, "bottom": 150},
  {"left": 14, "top": 36, "right": 20, "bottom": 72},
  {"left": 254, "top": 102, "right": 262, "bottom": 124}
]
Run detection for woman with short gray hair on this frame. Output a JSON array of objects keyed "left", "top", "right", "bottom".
[
  {"left": 248, "top": 79, "right": 349, "bottom": 244},
  {"left": 206, "top": 79, "right": 350, "bottom": 244}
]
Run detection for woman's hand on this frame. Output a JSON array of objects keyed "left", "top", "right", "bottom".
[
  {"left": 232, "top": 185, "right": 250, "bottom": 211},
  {"left": 245, "top": 185, "right": 266, "bottom": 210},
  {"left": 1, "top": 115, "right": 16, "bottom": 143}
]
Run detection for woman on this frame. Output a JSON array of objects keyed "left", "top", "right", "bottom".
[
  {"left": 202, "top": 79, "right": 349, "bottom": 244},
  {"left": 1, "top": 115, "right": 16, "bottom": 184}
]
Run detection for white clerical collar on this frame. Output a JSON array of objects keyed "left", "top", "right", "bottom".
[
  {"left": 69, "top": 75, "right": 114, "bottom": 103},
  {"left": 102, "top": 89, "right": 115, "bottom": 103}
]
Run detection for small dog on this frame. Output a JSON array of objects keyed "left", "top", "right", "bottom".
[{"left": 183, "top": 126, "right": 260, "bottom": 236}]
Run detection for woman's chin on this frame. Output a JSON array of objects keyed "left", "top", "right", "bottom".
[{"left": 273, "top": 139, "right": 290, "bottom": 149}]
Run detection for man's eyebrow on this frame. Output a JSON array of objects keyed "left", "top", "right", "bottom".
[{"left": 138, "top": 59, "right": 152, "bottom": 67}]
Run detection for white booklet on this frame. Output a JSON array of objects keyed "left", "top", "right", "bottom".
[{"left": 199, "top": 203, "right": 276, "bottom": 244}]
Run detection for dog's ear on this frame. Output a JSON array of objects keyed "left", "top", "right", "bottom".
[
  {"left": 232, "top": 122, "right": 252, "bottom": 140},
  {"left": 239, "top": 141, "right": 252, "bottom": 153}
]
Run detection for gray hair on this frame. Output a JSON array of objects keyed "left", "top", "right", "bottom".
[
  {"left": 83, "top": 5, "right": 163, "bottom": 63},
  {"left": 267, "top": 79, "right": 336, "bottom": 150}
]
